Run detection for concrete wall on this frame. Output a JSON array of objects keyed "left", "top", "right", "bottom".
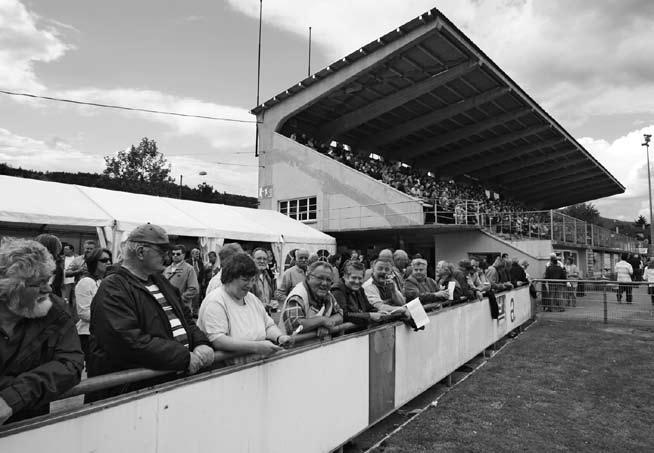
[
  {"left": 261, "top": 133, "right": 424, "bottom": 231},
  {"left": 1, "top": 287, "right": 532, "bottom": 453}
]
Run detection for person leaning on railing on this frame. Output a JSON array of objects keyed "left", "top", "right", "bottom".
[
  {"left": 86, "top": 224, "right": 214, "bottom": 402},
  {"left": 404, "top": 258, "right": 449, "bottom": 304},
  {"left": 278, "top": 261, "right": 344, "bottom": 338},
  {"left": 197, "top": 253, "right": 293, "bottom": 365},
  {"left": 363, "top": 259, "right": 409, "bottom": 317},
  {"left": 0, "top": 239, "right": 83, "bottom": 425}
]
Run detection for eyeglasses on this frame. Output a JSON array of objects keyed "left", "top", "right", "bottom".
[{"left": 171, "top": 252, "right": 183, "bottom": 256}]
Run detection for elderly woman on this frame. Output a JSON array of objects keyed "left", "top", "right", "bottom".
[
  {"left": 75, "top": 248, "right": 112, "bottom": 363},
  {"left": 198, "top": 253, "right": 292, "bottom": 364}
]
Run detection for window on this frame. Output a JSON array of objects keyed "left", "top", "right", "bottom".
[{"left": 279, "top": 196, "right": 317, "bottom": 222}]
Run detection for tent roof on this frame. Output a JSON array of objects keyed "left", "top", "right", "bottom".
[
  {"left": 0, "top": 176, "right": 335, "bottom": 246},
  {"left": 251, "top": 8, "right": 624, "bottom": 209}
]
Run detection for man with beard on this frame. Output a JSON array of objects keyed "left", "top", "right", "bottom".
[
  {"left": 279, "top": 261, "right": 343, "bottom": 338},
  {"left": 0, "top": 239, "right": 83, "bottom": 425}
]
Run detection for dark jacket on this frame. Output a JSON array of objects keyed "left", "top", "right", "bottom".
[
  {"left": 509, "top": 263, "right": 528, "bottom": 286},
  {"left": 404, "top": 275, "right": 445, "bottom": 305},
  {"left": 331, "top": 280, "right": 376, "bottom": 326},
  {"left": 88, "top": 267, "right": 210, "bottom": 379},
  {"left": 0, "top": 301, "right": 83, "bottom": 423},
  {"left": 545, "top": 263, "right": 567, "bottom": 280},
  {"left": 452, "top": 269, "right": 477, "bottom": 301}
]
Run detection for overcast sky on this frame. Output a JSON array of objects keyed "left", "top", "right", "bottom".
[{"left": 1, "top": 0, "right": 653, "bottom": 220}]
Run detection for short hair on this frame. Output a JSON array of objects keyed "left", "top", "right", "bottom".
[
  {"left": 479, "top": 260, "right": 489, "bottom": 271},
  {"left": 172, "top": 244, "right": 186, "bottom": 254},
  {"left": 621, "top": 253, "right": 628, "bottom": 261},
  {"left": 35, "top": 234, "right": 62, "bottom": 258},
  {"left": 62, "top": 243, "right": 74, "bottom": 252},
  {"left": 519, "top": 259, "right": 529, "bottom": 267},
  {"left": 501, "top": 253, "right": 509, "bottom": 259},
  {"left": 343, "top": 260, "right": 365, "bottom": 276},
  {"left": 83, "top": 240, "right": 97, "bottom": 247},
  {"left": 307, "top": 254, "right": 320, "bottom": 266},
  {"left": 295, "top": 248, "right": 310, "bottom": 259},
  {"left": 327, "top": 254, "right": 341, "bottom": 266},
  {"left": 393, "top": 249, "right": 408, "bottom": 260},
  {"left": 86, "top": 248, "right": 113, "bottom": 276},
  {"left": 252, "top": 247, "right": 268, "bottom": 257},
  {"left": 0, "top": 239, "right": 55, "bottom": 305},
  {"left": 411, "top": 258, "right": 428, "bottom": 267},
  {"left": 221, "top": 253, "right": 257, "bottom": 284},
  {"left": 208, "top": 251, "right": 217, "bottom": 258},
  {"left": 371, "top": 258, "right": 392, "bottom": 270},
  {"left": 307, "top": 260, "right": 333, "bottom": 276},
  {"left": 219, "top": 243, "right": 243, "bottom": 262},
  {"left": 378, "top": 249, "right": 393, "bottom": 261}
]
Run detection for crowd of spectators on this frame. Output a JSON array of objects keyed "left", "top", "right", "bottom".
[
  {"left": 0, "top": 224, "right": 534, "bottom": 426},
  {"left": 291, "top": 133, "right": 528, "bottom": 224}
]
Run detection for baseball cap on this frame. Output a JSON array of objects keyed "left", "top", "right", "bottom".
[{"left": 127, "top": 223, "right": 171, "bottom": 248}]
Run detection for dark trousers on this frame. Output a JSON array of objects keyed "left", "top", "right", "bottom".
[{"left": 617, "top": 284, "right": 632, "bottom": 303}]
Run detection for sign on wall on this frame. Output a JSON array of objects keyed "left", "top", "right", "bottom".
[
  {"left": 496, "top": 294, "right": 506, "bottom": 321},
  {"left": 259, "top": 185, "right": 273, "bottom": 198}
]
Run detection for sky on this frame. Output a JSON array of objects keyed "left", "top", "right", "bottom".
[{"left": 1, "top": 0, "right": 653, "bottom": 221}]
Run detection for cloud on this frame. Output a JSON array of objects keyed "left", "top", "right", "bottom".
[
  {"left": 0, "top": 0, "right": 70, "bottom": 91},
  {"left": 0, "top": 127, "right": 102, "bottom": 172}
]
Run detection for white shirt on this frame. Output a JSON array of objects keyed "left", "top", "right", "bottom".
[
  {"left": 63, "top": 255, "right": 77, "bottom": 285},
  {"left": 614, "top": 260, "right": 633, "bottom": 282}
]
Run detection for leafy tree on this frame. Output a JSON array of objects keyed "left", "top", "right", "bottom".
[
  {"left": 560, "top": 203, "right": 600, "bottom": 224},
  {"left": 104, "top": 137, "right": 174, "bottom": 185},
  {"left": 634, "top": 215, "right": 649, "bottom": 229}
]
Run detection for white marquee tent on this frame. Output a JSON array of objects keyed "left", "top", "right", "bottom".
[{"left": 0, "top": 175, "right": 335, "bottom": 267}]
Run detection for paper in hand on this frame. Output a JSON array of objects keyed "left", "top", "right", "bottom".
[
  {"left": 447, "top": 281, "right": 456, "bottom": 300},
  {"left": 406, "top": 298, "right": 430, "bottom": 329}
]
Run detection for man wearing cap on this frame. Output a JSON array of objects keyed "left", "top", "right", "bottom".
[{"left": 87, "top": 224, "right": 214, "bottom": 401}]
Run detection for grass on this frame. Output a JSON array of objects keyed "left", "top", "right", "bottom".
[{"left": 378, "top": 319, "right": 654, "bottom": 452}]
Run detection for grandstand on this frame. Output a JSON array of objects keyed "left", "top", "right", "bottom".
[{"left": 252, "top": 7, "right": 633, "bottom": 279}]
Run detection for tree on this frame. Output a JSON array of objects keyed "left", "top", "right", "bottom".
[
  {"left": 560, "top": 203, "right": 600, "bottom": 224},
  {"left": 104, "top": 137, "right": 174, "bottom": 185},
  {"left": 634, "top": 215, "right": 649, "bottom": 230}
]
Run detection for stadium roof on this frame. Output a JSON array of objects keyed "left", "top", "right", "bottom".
[{"left": 251, "top": 8, "right": 624, "bottom": 209}]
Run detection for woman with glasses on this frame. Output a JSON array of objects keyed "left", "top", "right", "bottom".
[
  {"left": 75, "top": 248, "right": 112, "bottom": 363},
  {"left": 198, "top": 253, "right": 293, "bottom": 365}
]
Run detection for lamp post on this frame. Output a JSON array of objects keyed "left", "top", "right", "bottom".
[
  {"left": 643, "top": 133, "right": 653, "bottom": 256},
  {"left": 179, "top": 172, "right": 208, "bottom": 200}
]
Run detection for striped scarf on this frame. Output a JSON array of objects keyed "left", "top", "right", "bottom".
[{"left": 145, "top": 282, "right": 189, "bottom": 348}]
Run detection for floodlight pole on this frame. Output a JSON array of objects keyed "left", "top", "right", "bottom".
[
  {"left": 644, "top": 134, "right": 653, "bottom": 256},
  {"left": 254, "top": 0, "right": 263, "bottom": 158},
  {"left": 308, "top": 27, "right": 312, "bottom": 77}
]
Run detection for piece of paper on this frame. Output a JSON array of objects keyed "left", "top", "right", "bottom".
[
  {"left": 406, "top": 297, "right": 430, "bottom": 329},
  {"left": 447, "top": 281, "right": 456, "bottom": 300}
]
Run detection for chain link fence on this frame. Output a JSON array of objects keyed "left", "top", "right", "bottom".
[{"left": 532, "top": 279, "right": 654, "bottom": 326}]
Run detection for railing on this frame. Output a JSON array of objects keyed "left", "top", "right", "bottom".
[
  {"left": 482, "top": 210, "right": 638, "bottom": 251},
  {"left": 532, "top": 278, "right": 654, "bottom": 325}
]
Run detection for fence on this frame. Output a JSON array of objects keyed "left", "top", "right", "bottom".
[{"left": 532, "top": 278, "right": 654, "bottom": 325}]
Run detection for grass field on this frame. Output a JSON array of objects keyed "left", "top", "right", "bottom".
[{"left": 376, "top": 319, "right": 654, "bottom": 452}]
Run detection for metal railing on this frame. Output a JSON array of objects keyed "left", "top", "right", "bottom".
[{"left": 532, "top": 278, "right": 654, "bottom": 325}]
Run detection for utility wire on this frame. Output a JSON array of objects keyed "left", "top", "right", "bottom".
[{"left": 0, "top": 89, "right": 259, "bottom": 124}]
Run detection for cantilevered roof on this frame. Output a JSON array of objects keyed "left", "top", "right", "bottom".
[{"left": 251, "top": 8, "right": 624, "bottom": 209}]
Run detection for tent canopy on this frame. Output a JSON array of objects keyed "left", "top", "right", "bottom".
[{"left": 0, "top": 176, "right": 335, "bottom": 254}]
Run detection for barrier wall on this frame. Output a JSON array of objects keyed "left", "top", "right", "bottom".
[{"left": 0, "top": 287, "right": 531, "bottom": 453}]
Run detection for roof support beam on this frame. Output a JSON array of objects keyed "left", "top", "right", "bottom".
[
  {"left": 315, "top": 60, "right": 480, "bottom": 141},
  {"left": 425, "top": 124, "right": 550, "bottom": 168},
  {"left": 388, "top": 107, "right": 531, "bottom": 161},
  {"left": 460, "top": 139, "right": 567, "bottom": 178},
  {"left": 362, "top": 87, "right": 510, "bottom": 148}
]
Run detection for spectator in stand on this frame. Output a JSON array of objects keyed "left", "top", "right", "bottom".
[
  {"left": 275, "top": 248, "right": 310, "bottom": 302},
  {"left": 34, "top": 234, "right": 64, "bottom": 298},
  {"left": 87, "top": 224, "right": 213, "bottom": 401},
  {"left": 363, "top": 259, "right": 408, "bottom": 315},
  {"left": 509, "top": 257, "right": 529, "bottom": 287},
  {"left": 279, "top": 261, "right": 343, "bottom": 337},
  {"left": 251, "top": 248, "right": 277, "bottom": 313},
  {"left": 404, "top": 258, "right": 448, "bottom": 304},
  {"left": 0, "top": 239, "right": 83, "bottom": 425},
  {"left": 198, "top": 253, "right": 292, "bottom": 365},
  {"left": 61, "top": 243, "right": 78, "bottom": 309},
  {"left": 615, "top": 253, "right": 633, "bottom": 304},
  {"left": 543, "top": 253, "right": 567, "bottom": 312},
  {"left": 163, "top": 245, "right": 199, "bottom": 315},
  {"left": 205, "top": 243, "right": 245, "bottom": 295},
  {"left": 331, "top": 260, "right": 386, "bottom": 326},
  {"left": 75, "top": 248, "right": 112, "bottom": 366}
]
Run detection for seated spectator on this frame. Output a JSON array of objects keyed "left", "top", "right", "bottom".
[
  {"left": 331, "top": 260, "right": 386, "bottom": 326},
  {"left": 87, "top": 224, "right": 214, "bottom": 401},
  {"left": 404, "top": 258, "right": 449, "bottom": 304},
  {"left": 198, "top": 253, "right": 292, "bottom": 364},
  {"left": 0, "top": 239, "right": 83, "bottom": 424},
  {"left": 251, "top": 247, "right": 277, "bottom": 313},
  {"left": 274, "top": 248, "right": 309, "bottom": 302},
  {"left": 509, "top": 257, "right": 528, "bottom": 287},
  {"left": 363, "top": 259, "right": 408, "bottom": 315},
  {"left": 75, "top": 247, "right": 112, "bottom": 365},
  {"left": 279, "top": 261, "right": 343, "bottom": 337},
  {"left": 205, "top": 243, "right": 244, "bottom": 295}
]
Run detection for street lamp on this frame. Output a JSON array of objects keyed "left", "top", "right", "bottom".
[
  {"left": 643, "top": 133, "right": 653, "bottom": 256},
  {"left": 179, "top": 171, "right": 208, "bottom": 199}
]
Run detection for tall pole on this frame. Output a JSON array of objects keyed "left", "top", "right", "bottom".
[
  {"left": 254, "top": 0, "right": 263, "bottom": 158},
  {"left": 179, "top": 174, "right": 183, "bottom": 199},
  {"left": 308, "top": 26, "right": 312, "bottom": 77},
  {"left": 644, "top": 134, "right": 653, "bottom": 256}
]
